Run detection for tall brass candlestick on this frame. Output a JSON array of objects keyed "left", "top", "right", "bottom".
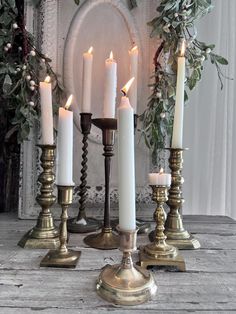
[
  {"left": 83, "top": 118, "right": 119, "bottom": 250},
  {"left": 96, "top": 228, "right": 157, "bottom": 305},
  {"left": 40, "top": 185, "right": 81, "bottom": 268},
  {"left": 165, "top": 148, "right": 200, "bottom": 249},
  {"left": 67, "top": 113, "right": 101, "bottom": 233},
  {"left": 139, "top": 185, "right": 185, "bottom": 271},
  {"left": 18, "top": 145, "right": 59, "bottom": 249}
]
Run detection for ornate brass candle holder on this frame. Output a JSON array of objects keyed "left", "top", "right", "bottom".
[
  {"left": 164, "top": 148, "right": 200, "bottom": 249},
  {"left": 96, "top": 228, "right": 157, "bottom": 305},
  {"left": 40, "top": 185, "right": 81, "bottom": 268},
  {"left": 83, "top": 118, "right": 119, "bottom": 250},
  {"left": 139, "top": 185, "right": 185, "bottom": 271},
  {"left": 67, "top": 113, "right": 101, "bottom": 233},
  {"left": 18, "top": 145, "right": 59, "bottom": 249}
]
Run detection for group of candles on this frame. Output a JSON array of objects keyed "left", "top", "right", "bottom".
[{"left": 38, "top": 40, "right": 186, "bottom": 232}]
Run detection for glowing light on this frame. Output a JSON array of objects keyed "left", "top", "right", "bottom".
[
  {"left": 130, "top": 45, "right": 138, "bottom": 52},
  {"left": 44, "top": 76, "right": 51, "bottom": 83},
  {"left": 88, "top": 46, "right": 93, "bottom": 54},
  {"left": 159, "top": 168, "right": 164, "bottom": 174},
  {"left": 121, "top": 77, "right": 135, "bottom": 96},
  {"left": 65, "top": 94, "right": 73, "bottom": 110},
  {"left": 109, "top": 51, "right": 113, "bottom": 60},
  {"left": 180, "top": 41, "right": 186, "bottom": 57}
]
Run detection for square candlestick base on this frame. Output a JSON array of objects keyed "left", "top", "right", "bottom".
[
  {"left": 18, "top": 230, "right": 60, "bottom": 249},
  {"left": 40, "top": 249, "right": 81, "bottom": 268},
  {"left": 138, "top": 246, "right": 186, "bottom": 272},
  {"left": 166, "top": 235, "right": 201, "bottom": 250}
]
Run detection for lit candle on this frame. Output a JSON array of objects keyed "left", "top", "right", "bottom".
[
  {"left": 103, "top": 51, "right": 117, "bottom": 118},
  {"left": 82, "top": 46, "right": 93, "bottom": 113},
  {"left": 39, "top": 76, "right": 54, "bottom": 145},
  {"left": 129, "top": 45, "right": 138, "bottom": 113},
  {"left": 148, "top": 168, "right": 171, "bottom": 186},
  {"left": 57, "top": 95, "right": 74, "bottom": 186},
  {"left": 171, "top": 40, "right": 186, "bottom": 148},
  {"left": 118, "top": 77, "right": 136, "bottom": 231}
]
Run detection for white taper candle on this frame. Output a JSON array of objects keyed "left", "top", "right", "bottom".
[{"left": 82, "top": 47, "right": 93, "bottom": 113}]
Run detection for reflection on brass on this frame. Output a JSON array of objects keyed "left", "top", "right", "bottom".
[
  {"left": 96, "top": 228, "right": 157, "bottom": 305},
  {"left": 139, "top": 186, "right": 185, "bottom": 271},
  {"left": 164, "top": 148, "right": 200, "bottom": 250},
  {"left": 112, "top": 219, "right": 151, "bottom": 235},
  {"left": 83, "top": 227, "right": 119, "bottom": 250},
  {"left": 40, "top": 186, "right": 81, "bottom": 268},
  {"left": 18, "top": 145, "right": 59, "bottom": 249}
]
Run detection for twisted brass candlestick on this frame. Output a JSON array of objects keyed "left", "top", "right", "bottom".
[
  {"left": 139, "top": 185, "right": 185, "bottom": 271},
  {"left": 164, "top": 148, "right": 200, "bottom": 249},
  {"left": 96, "top": 228, "right": 157, "bottom": 305},
  {"left": 40, "top": 186, "right": 81, "bottom": 268},
  {"left": 18, "top": 145, "right": 59, "bottom": 249},
  {"left": 67, "top": 113, "right": 101, "bottom": 233},
  {"left": 83, "top": 118, "right": 119, "bottom": 250}
]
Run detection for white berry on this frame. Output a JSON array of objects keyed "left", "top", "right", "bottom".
[
  {"left": 156, "top": 91, "right": 162, "bottom": 98},
  {"left": 13, "top": 23, "right": 18, "bottom": 29},
  {"left": 160, "top": 112, "right": 166, "bottom": 119},
  {"left": 206, "top": 48, "right": 211, "bottom": 54},
  {"left": 16, "top": 68, "right": 21, "bottom": 72},
  {"left": 201, "top": 56, "right": 205, "bottom": 62},
  {"left": 41, "top": 58, "right": 45, "bottom": 63},
  {"left": 7, "top": 43, "right": 12, "bottom": 48},
  {"left": 30, "top": 80, "right": 35, "bottom": 86},
  {"left": 30, "top": 50, "right": 36, "bottom": 56},
  {"left": 18, "top": 46, "right": 22, "bottom": 51},
  {"left": 26, "top": 75, "right": 31, "bottom": 81},
  {"left": 22, "top": 65, "right": 27, "bottom": 70},
  {"left": 29, "top": 101, "right": 35, "bottom": 107},
  {"left": 174, "top": 13, "right": 178, "bottom": 17},
  {"left": 30, "top": 86, "right": 35, "bottom": 91},
  {"left": 4, "top": 47, "right": 9, "bottom": 52}
]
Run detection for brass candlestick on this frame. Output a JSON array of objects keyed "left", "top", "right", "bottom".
[
  {"left": 40, "top": 186, "right": 81, "bottom": 268},
  {"left": 18, "top": 145, "right": 59, "bottom": 249},
  {"left": 83, "top": 118, "right": 119, "bottom": 250},
  {"left": 96, "top": 228, "right": 157, "bottom": 305},
  {"left": 139, "top": 185, "right": 185, "bottom": 271},
  {"left": 164, "top": 148, "right": 200, "bottom": 249},
  {"left": 67, "top": 113, "right": 101, "bottom": 233}
]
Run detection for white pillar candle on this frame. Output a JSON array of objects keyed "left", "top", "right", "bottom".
[
  {"left": 129, "top": 46, "right": 138, "bottom": 113},
  {"left": 82, "top": 46, "right": 93, "bottom": 113},
  {"left": 148, "top": 168, "right": 171, "bottom": 186},
  {"left": 171, "top": 41, "right": 186, "bottom": 148},
  {"left": 103, "top": 51, "right": 117, "bottom": 118},
  {"left": 56, "top": 95, "right": 74, "bottom": 186},
  {"left": 39, "top": 76, "right": 54, "bottom": 145},
  {"left": 118, "top": 78, "right": 136, "bottom": 231}
]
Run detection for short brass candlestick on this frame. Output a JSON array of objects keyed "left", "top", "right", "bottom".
[
  {"left": 18, "top": 145, "right": 59, "bottom": 249},
  {"left": 67, "top": 113, "right": 101, "bottom": 233},
  {"left": 164, "top": 148, "right": 200, "bottom": 249},
  {"left": 96, "top": 228, "right": 157, "bottom": 305},
  {"left": 139, "top": 185, "right": 185, "bottom": 271},
  {"left": 84, "top": 118, "right": 119, "bottom": 250},
  {"left": 40, "top": 185, "right": 81, "bottom": 268}
]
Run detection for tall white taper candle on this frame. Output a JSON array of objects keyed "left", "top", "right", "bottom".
[
  {"left": 118, "top": 78, "right": 136, "bottom": 231},
  {"left": 129, "top": 46, "right": 138, "bottom": 113},
  {"left": 82, "top": 47, "right": 93, "bottom": 113},
  {"left": 39, "top": 76, "right": 54, "bottom": 145}
]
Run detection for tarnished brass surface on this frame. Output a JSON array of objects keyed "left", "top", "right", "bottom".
[
  {"left": 96, "top": 229, "right": 157, "bottom": 305},
  {"left": 67, "top": 217, "right": 101, "bottom": 233},
  {"left": 40, "top": 186, "right": 81, "bottom": 268},
  {"left": 83, "top": 227, "right": 119, "bottom": 250},
  {"left": 112, "top": 219, "right": 151, "bottom": 235},
  {"left": 164, "top": 148, "right": 200, "bottom": 250},
  {"left": 18, "top": 145, "right": 59, "bottom": 249}
]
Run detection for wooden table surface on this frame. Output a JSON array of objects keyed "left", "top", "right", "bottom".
[{"left": 0, "top": 213, "right": 235, "bottom": 314}]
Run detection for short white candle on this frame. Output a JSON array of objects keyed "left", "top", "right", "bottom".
[
  {"left": 129, "top": 46, "right": 138, "bottom": 113},
  {"left": 103, "top": 51, "right": 117, "bottom": 118},
  {"left": 57, "top": 95, "right": 74, "bottom": 186},
  {"left": 82, "top": 47, "right": 93, "bottom": 113},
  {"left": 148, "top": 168, "right": 171, "bottom": 186},
  {"left": 118, "top": 78, "right": 136, "bottom": 231},
  {"left": 39, "top": 76, "right": 54, "bottom": 145},
  {"left": 172, "top": 41, "right": 186, "bottom": 148}
]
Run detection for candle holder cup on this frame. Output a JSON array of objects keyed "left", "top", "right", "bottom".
[
  {"left": 18, "top": 145, "right": 59, "bottom": 249},
  {"left": 40, "top": 185, "right": 81, "bottom": 268},
  {"left": 83, "top": 118, "right": 119, "bottom": 250},
  {"left": 96, "top": 227, "right": 157, "bottom": 305},
  {"left": 67, "top": 113, "right": 101, "bottom": 233},
  {"left": 139, "top": 185, "right": 185, "bottom": 271}
]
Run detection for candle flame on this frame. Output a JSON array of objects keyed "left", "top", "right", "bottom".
[
  {"left": 65, "top": 94, "right": 73, "bottom": 110},
  {"left": 88, "top": 46, "right": 93, "bottom": 54},
  {"left": 180, "top": 41, "right": 186, "bottom": 57},
  {"left": 109, "top": 51, "right": 113, "bottom": 60},
  {"left": 44, "top": 76, "right": 51, "bottom": 83},
  {"left": 131, "top": 45, "right": 138, "bottom": 52},
  {"left": 159, "top": 168, "right": 164, "bottom": 174},
  {"left": 121, "top": 77, "right": 135, "bottom": 96}
]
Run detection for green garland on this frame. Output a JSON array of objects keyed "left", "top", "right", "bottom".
[{"left": 140, "top": 0, "right": 228, "bottom": 165}]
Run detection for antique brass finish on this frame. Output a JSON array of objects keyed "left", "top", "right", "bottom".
[
  {"left": 96, "top": 228, "right": 157, "bottom": 305},
  {"left": 83, "top": 118, "right": 119, "bottom": 250},
  {"left": 139, "top": 186, "right": 185, "bottom": 271},
  {"left": 18, "top": 145, "right": 59, "bottom": 249},
  {"left": 164, "top": 148, "right": 200, "bottom": 250},
  {"left": 40, "top": 186, "right": 81, "bottom": 268}
]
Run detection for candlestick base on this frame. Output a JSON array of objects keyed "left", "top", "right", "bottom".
[
  {"left": 18, "top": 228, "right": 60, "bottom": 249},
  {"left": 67, "top": 217, "right": 101, "bottom": 233},
  {"left": 83, "top": 227, "right": 119, "bottom": 250},
  {"left": 40, "top": 249, "right": 81, "bottom": 268}
]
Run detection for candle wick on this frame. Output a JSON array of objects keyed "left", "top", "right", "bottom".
[{"left": 121, "top": 90, "right": 126, "bottom": 97}]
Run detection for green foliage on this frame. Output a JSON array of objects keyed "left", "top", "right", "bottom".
[
  {"left": 0, "top": 1, "right": 64, "bottom": 143},
  {"left": 140, "top": 0, "right": 228, "bottom": 165}
]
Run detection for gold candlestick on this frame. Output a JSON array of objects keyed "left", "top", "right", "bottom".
[
  {"left": 164, "top": 148, "right": 200, "bottom": 249},
  {"left": 18, "top": 145, "right": 59, "bottom": 249},
  {"left": 139, "top": 186, "right": 185, "bottom": 271},
  {"left": 40, "top": 185, "right": 81, "bottom": 268},
  {"left": 96, "top": 228, "right": 157, "bottom": 305}
]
